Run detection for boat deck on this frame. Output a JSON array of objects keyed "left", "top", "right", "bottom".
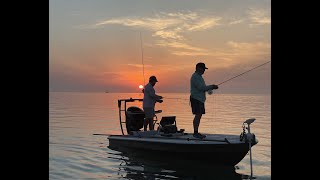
[{"left": 109, "top": 130, "right": 244, "bottom": 144}]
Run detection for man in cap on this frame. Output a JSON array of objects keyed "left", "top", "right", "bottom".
[
  {"left": 143, "top": 75, "right": 163, "bottom": 131},
  {"left": 190, "top": 62, "right": 219, "bottom": 139}
]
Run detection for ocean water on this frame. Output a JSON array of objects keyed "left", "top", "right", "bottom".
[{"left": 49, "top": 92, "right": 271, "bottom": 179}]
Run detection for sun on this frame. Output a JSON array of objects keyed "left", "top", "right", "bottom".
[{"left": 139, "top": 85, "right": 144, "bottom": 89}]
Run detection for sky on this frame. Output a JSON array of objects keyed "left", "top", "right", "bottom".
[{"left": 49, "top": 0, "right": 271, "bottom": 94}]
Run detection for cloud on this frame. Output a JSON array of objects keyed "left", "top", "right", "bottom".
[
  {"left": 171, "top": 51, "right": 211, "bottom": 56},
  {"left": 186, "top": 17, "right": 221, "bottom": 31},
  {"left": 156, "top": 39, "right": 270, "bottom": 60},
  {"left": 166, "top": 12, "right": 199, "bottom": 20},
  {"left": 156, "top": 40, "right": 205, "bottom": 51},
  {"left": 80, "top": 10, "right": 269, "bottom": 61},
  {"left": 153, "top": 30, "right": 184, "bottom": 40},
  {"left": 83, "top": 11, "right": 222, "bottom": 56},
  {"left": 93, "top": 12, "right": 221, "bottom": 34},
  {"left": 227, "top": 41, "right": 270, "bottom": 56},
  {"left": 228, "top": 19, "right": 244, "bottom": 25},
  {"left": 95, "top": 17, "right": 180, "bottom": 31},
  {"left": 247, "top": 8, "right": 271, "bottom": 25},
  {"left": 101, "top": 71, "right": 122, "bottom": 77},
  {"left": 201, "top": 41, "right": 271, "bottom": 68},
  {"left": 156, "top": 39, "right": 210, "bottom": 56},
  {"left": 169, "top": 41, "right": 271, "bottom": 67},
  {"left": 71, "top": 11, "right": 81, "bottom": 16},
  {"left": 126, "top": 64, "right": 152, "bottom": 68}
]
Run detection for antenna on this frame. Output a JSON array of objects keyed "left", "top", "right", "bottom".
[{"left": 140, "top": 32, "right": 145, "bottom": 86}]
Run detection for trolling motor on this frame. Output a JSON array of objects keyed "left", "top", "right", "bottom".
[
  {"left": 240, "top": 118, "right": 257, "bottom": 179},
  {"left": 240, "top": 118, "right": 257, "bottom": 143}
]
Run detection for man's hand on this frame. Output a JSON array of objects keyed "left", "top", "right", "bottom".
[
  {"left": 211, "top": 84, "right": 218, "bottom": 90},
  {"left": 158, "top": 96, "right": 163, "bottom": 99},
  {"left": 157, "top": 99, "right": 163, "bottom": 103}
]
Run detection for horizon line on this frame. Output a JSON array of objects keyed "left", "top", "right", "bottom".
[{"left": 49, "top": 91, "right": 271, "bottom": 95}]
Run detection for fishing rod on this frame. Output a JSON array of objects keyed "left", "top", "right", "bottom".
[
  {"left": 93, "top": 133, "right": 112, "bottom": 136},
  {"left": 217, "top": 61, "right": 271, "bottom": 86},
  {"left": 140, "top": 32, "right": 145, "bottom": 87}
]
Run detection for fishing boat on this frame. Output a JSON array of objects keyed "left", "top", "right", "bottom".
[{"left": 106, "top": 98, "right": 258, "bottom": 167}]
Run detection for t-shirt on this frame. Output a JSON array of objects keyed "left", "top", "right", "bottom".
[
  {"left": 190, "top": 71, "right": 211, "bottom": 103},
  {"left": 143, "top": 83, "right": 161, "bottom": 108}
]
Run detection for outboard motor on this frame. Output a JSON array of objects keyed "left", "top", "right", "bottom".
[{"left": 125, "top": 106, "right": 145, "bottom": 134}]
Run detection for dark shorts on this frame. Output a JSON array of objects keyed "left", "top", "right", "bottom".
[
  {"left": 143, "top": 107, "right": 155, "bottom": 118},
  {"left": 190, "top": 96, "right": 205, "bottom": 115}
]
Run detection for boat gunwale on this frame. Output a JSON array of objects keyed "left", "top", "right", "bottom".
[{"left": 107, "top": 133, "right": 254, "bottom": 145}]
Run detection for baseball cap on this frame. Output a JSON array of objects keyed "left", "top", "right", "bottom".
[
  {"left": 196, "top": 62, "right": 208, "bottom": 69},
  {"left": 149, "top": 76, "right": 158, "bottom": 82}
]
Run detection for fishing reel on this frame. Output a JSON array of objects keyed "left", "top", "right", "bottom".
[
  {"left": 240, "top": 118, "right": 257, "bottom": 143},
  {"left": 207, "top": 89, "right": 213, "bottom": 95}
]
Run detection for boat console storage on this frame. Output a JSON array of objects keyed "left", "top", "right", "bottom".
[
  {"left": 118, "top": 98, "right": 180, "bottom": 135},
  {"left": 125, "top": 106, "right": 145, "bottom": 134}
]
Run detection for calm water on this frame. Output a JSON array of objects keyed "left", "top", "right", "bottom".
[{"left": 49, "top": 92, "right": 271, "bottom": 179}]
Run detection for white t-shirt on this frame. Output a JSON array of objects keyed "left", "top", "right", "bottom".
[{"left": 143, "top": 83, "right": 161, "bottom": 108}]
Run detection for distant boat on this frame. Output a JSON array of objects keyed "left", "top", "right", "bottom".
[{"left": 105, "top": 91, "right": 109, "bottom": 93}]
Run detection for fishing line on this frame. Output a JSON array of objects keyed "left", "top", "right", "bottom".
[
  {"left": 210, "top": 88, "right": 219, "bottom": 127},
  {"left": 211, "top": 60, "right": 270, "bottom": 123},
  {"left": 140, "top": 32, "right": 146, "bottom": 87},
  {"left": 217, "top": 61, "right": 271, "bottom": 86}
]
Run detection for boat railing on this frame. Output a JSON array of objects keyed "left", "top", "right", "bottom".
[
  {"left": 118, "top": 98, "right": 162, "bottom": 135},
  {"left": 118, "top": 98, "right": 143, "bottom": 135}
]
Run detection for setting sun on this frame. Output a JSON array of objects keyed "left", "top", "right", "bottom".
[{"left": 139, "top": 85, "right": 144, "bottom": 89}]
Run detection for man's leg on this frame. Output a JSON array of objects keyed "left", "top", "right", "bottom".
[
  {"left": 144, "top": 118, "right": 149, "bottom": 131},
  {"left": 148, "top": 118, "right": 154, "bottom": 130},
  {"left": 193, "top": 114, "right": 202, "bottom": 134},
  {"left": 191, "top": 97, "right": 206, "bottom": 138},
  {"left": 144, "top": 107, "right": 154, "bottom": 131}
]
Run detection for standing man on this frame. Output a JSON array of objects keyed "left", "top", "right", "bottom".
[
  {"left": 143, "top": 76, "right": 163, "bottom": 131},
  {"left": 190, "top": 62, "right": 218, "bottom": 139}
]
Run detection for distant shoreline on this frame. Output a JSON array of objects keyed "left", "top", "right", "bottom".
[{"left": 49, "top": 91, "right": 271, "bottom": 95}]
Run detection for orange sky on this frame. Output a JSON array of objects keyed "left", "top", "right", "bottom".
[{"left": 50, "top": 0, "right": 270, "bottom": 94}]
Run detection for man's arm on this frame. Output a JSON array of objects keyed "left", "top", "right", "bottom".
[
  {"left": 192, "top": 75, "right": 212, "bottom": 91},
  {"left": 192, "top": 75, "right": 219, "bottom": 91},
  {"left": 145, "top": 86, "right": 162, "bottom": 100}
]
